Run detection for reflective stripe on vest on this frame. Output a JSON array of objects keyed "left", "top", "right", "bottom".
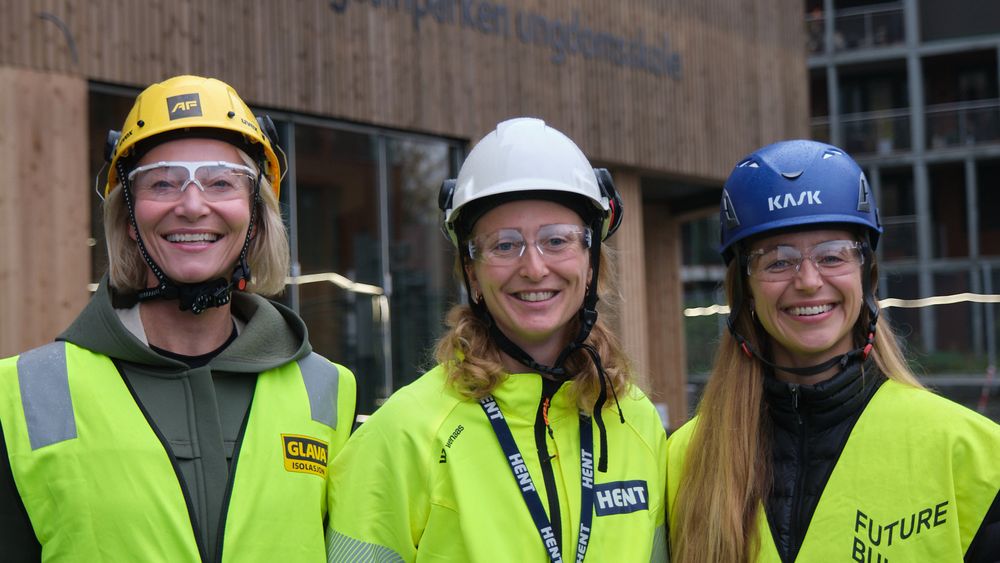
[
  {"left": 0, "top": 341, "right": 351, "bottom": 562},
  {"left": 16, "top": 342, "right": 76, "bottom": 449},
  {"left": 299, "top": 352, "right": 339, "bottom": 429}
]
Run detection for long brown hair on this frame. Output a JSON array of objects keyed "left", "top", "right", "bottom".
[
  {"left": 669, "top": 253, "right": 922, "bottom": 562},
  {"left": 433, "top": 249, "right": 634, "bottom": 412}
]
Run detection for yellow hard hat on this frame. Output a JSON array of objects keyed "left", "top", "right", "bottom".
[{"left": 104, "top": 75, "right": 281, "bottom": 197}]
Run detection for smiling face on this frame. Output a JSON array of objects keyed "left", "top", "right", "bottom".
[
  {"left": 466, "top": 199, "right": 591, "bottom": 359},
  {"left": 130, "top": 138, "right": 253, "bottom": 286},
  {"left": 747, "top": 228, "right": 863, "bottom": 374}
]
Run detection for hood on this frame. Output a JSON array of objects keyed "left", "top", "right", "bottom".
[{"left": 58, "top": 276, "right": 311, "bottom": 373}]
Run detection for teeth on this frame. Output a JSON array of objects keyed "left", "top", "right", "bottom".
[
  {"left": 166, "top": 233, "right": 219, "bottom": 243},
  {"left": 518, "top": 291, "right": 555, "bottom": 302},
  {"left": 788, "top": 304, "right": 834, "bottom": 316}
]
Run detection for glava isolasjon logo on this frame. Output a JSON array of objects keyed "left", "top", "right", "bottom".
[
  {"left": 281, "top": 434, "right": 329, "bottom": 478},
  {"left": 166, "top": 93, "right": 202, "bottom": 119}
]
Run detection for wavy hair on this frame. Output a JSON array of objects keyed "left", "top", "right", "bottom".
[
  {"left": 669, "top": 248, "right": 922, "bottom": 563},
  {"left": 434, "top": 248, "right": 634, "bottom": 412},
  {"left": 103, "top": 148, "right": 289, "bottom": 296}
]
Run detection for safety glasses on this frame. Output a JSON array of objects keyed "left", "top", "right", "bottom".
[
  {"left": 747, "top": 239, "right": 865, "bottom": 282},
  {"left": 127, "top": 161, "right": 257, "bottom": 202},
  {"left": 468, "top": 224, "right": 592, "bottom": 266}
]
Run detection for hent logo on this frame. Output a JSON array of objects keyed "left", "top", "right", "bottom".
[
  {"left": 281, "top": 434, "right": 328, "bottom": 478},
  {"left": 166, "top": 93, "right": 202, "bottom": 119}
]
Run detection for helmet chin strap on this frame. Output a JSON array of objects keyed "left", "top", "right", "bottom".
[
  {"left": 728, "top": 246, "right": 880, "bottom": 377},
  {"left": 116, "top": 159, "right": 259, "bottom": 315}
]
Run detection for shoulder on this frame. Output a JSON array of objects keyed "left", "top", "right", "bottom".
[
  {"left": 616, "top": 385, "right": 668, "bottom": 445},
  {"left": 353, "top": 364, "right": 465, "bottom": 443},
  {"left": 665, "top": 416, "right": 699, "bottom": 457},
  {"left": 873, "top": 380, "right": 999, "bottom": 434}
]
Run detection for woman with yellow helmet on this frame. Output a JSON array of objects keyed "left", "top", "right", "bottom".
[{"left": 0, "top": 75, "right": 357, "bottom": 561}]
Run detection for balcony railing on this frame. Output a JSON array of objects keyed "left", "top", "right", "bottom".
[
  {"left": 806, "top": 2, "right": 904, "bottom": 55},
  {"left": 811, "top": 108, "right": 912, "bottom": 156},
  {"left": 926, "top": 99, "right": 1000, "bottom": 149}
]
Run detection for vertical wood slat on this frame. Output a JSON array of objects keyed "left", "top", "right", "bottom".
[
  {"left": 644, "top": 201, "right": 687, "bottom": 429},
  {"left": 611, "top": 171, "right": 649, "bottom": 388},
  {"left": 0, "top": 69, "right": 89, "bottom": 357}
]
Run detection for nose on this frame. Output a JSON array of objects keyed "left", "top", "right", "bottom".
[
  {"left": 174, "top": 180, "right": 210, "bottom": 219},
  {"left": 519, "top": 241, "right": 549, "bottom": 280},
  {"left": 793, "top": 257, "right": 823, "bottom": 291}
]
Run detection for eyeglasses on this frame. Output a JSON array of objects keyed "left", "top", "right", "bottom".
[
  {"left": 127, "top": 161, "right": 257, "bottom": 202},
  {"left": 468, "top": 224, "right": 592, "bottom": 266},
  {"left": 747, "top": 240, "right": 865, "bottom": 282}
]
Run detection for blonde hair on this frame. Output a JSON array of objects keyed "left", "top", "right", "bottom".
[
  {"left": 103, "top": 148, "right": 290, "bottom": 296},
  {"left": 669, "top": 254, "right": 922, "bottom": 563},
  {"left": 434, "top": 248, "right": 634, "bottom": 412}
]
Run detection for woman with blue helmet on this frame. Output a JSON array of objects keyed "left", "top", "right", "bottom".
[{"left": 665, "top": 140, "right": 1000, "bottom": 562}]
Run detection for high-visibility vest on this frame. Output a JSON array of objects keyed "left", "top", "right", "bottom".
[
  {"left": 0, "top": 340, "right": 354, "bottom": 562},
  {"left": 666, "top": 380, "right": 1000, "bottom": 561}
]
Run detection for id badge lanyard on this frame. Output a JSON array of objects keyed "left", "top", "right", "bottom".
[{"left": 479, "top": 396, "right": 595, "bottom": 563}]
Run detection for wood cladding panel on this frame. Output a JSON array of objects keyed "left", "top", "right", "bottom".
[
  {"left": 0, "top": 69, "right": 89, "bottom": 356},
  {"left": 610, "top": 171, "right": 649, "bottom": 389},
  {"left": 644, "top": 201, "right": 687, "bottom": 429},
  {"left": 0, "top": 0, "right": 807, "bottom": 181}
]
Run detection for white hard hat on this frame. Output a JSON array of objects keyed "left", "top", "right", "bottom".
[{"left": 439, "top": 117, "right": 622, "bottom": 246}]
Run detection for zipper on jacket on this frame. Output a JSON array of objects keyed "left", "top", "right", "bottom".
[
  {"left": 214, "top": 383, "right": 257, "bottom": 563},
  {"left": 789, "top": 383, "right": 802, "bottom": 425},
  {"left": 788, "top": 386, "right": 809, "bottom": 563},
  {"left": 534, "top": 379, "right": 564, "bottom": 554}
]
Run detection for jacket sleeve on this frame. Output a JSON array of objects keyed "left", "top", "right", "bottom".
[{"left": 326, "top": 397, "right": 432, "bottom": 563}]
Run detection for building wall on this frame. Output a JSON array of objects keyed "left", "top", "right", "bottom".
[
  {"left": 0, "top": 0, "right": 808, "bottom": 423},
  {"left": 1, "top": 0, "right": 807, "bottom": 177},
  {"left": 0, "top": 68, "right": 90, "bottom": 353}
]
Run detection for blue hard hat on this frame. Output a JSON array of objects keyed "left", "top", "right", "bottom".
[{"left": 718, "top": 139, "right": 882, "bottom": 263}]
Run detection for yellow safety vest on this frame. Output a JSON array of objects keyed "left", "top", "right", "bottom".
[
  {"left": 0, "top": 341, "right": 355, "bottom": 562},
  {"left": 666, "top": 380, "right": 1000, "bottom": 561}
]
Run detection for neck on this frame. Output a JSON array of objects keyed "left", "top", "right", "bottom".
[
  {"left": 140, "top": 299, "right": 235, "bottom": 356},
  {"left": 771, "top": 345, "right": 852, "bottom": 385},
  {"left": 498, "top": 335, "right": 569, "bottom": 374}
]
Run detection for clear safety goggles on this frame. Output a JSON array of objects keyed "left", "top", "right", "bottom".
[
  {"left": 127, "top": 161, "right": 257, "bottom": 202},
  {"left": 747, "top": 239, "right": 864, "bottom": 282},
  {"left": 468, "top": 224, "right": 592, "bottom": 266}
]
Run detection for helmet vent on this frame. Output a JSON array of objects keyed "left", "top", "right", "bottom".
[
  {"left": 857, "top": 173, "right": 872, "bottom": 212},
  {"left": 822, "top": 148, "right": 844, "bottom": 159},
  {"left": 736, "top": 158, "right": 759, "bottom": 168},
  {"left": 721, "top": 189, "right": 740, "bottom": 228}
]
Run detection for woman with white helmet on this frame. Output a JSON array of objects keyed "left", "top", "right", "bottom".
[
  {"left": 326, "top": 118, "right": 667, "bottom": 562},
  {"left": 665, "top": 140, "right": 1000, "bottom": 562},
  {"left": 0, "top": 75, "right": 357, "bottom": 561}
]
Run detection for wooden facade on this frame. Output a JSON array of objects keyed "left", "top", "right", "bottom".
[{"left": 0, "top": 0, "right": 808, "bottom": 427}]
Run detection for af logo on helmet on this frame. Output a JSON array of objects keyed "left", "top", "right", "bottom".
[
  {"left": 281, "top": 434, "right": 329, "bottom": 478},
  {"left": 166, "top": 93, "right": 202, "bottom": 119}
]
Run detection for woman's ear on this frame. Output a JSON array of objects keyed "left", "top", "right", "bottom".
[
  {"left": 464, "top": 259, "right": 480, "bottom": 302},
  {"left": 128, "top": 222, "right": 137, "bottom": 242}
]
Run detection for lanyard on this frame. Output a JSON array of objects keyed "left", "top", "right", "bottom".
[{"left": 479, "top": 395, "right": 595, "bottom": 563}]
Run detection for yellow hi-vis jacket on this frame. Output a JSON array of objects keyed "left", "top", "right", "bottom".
[
  {"left": 326, "top": 364, "right": 668, "bottom": 562},
  {"left": 0, "top": 340, "right": 356, "bottom": 562},
  {"left": 666, "top": 379, "right": 1000, "bottom": 561}
]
